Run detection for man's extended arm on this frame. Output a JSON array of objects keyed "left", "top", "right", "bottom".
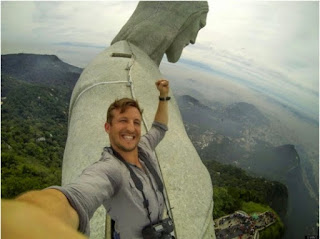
[
  {"left": 2, "top": 157, "right": 121, "bottom": 238},
  {"left": 154, "top": 79, "right": 170, "bottom": 126},
  {"left": 2, "top": 189, "right": 84, "bottom": 239}
]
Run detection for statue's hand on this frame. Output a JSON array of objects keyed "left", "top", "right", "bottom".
[{"left": 155, "top": 79, "right": 170, "bottom": 97}]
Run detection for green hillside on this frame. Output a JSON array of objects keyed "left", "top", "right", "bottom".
[
  {"left": 204, "top": 160, "right": 288, "bottom": 219},
  {"left": 205, "top": 160, "right": 286, "bottom": 238},
  {"left": 1, "top": 75, "right": 69, "bottom": 198}
]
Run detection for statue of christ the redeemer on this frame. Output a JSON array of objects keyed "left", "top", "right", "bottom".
[{"left": 62, "top": 2, "right": 215, "bottom": 238}]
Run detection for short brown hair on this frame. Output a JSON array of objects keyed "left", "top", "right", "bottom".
[{"left": 106, "top": 98, "right": 143, "bottom": 124}]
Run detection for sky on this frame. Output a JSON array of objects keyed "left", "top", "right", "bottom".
[{"left": 1, "top": 1, "right": 319, "bottom": 126}]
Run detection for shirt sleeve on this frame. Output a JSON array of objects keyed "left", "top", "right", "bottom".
[
  {"left": 140, "top": 121, "right": 168, "bottom": 151},
  {"left": 48, "top": 156, "right": 122, "bottom": 236}
]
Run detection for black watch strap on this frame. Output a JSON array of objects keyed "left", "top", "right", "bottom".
[{"left": 159, "top": 96, "right": 171, "bottom": 101}]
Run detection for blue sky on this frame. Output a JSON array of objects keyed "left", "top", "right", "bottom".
[{"left": 1, "top": 1, "right": 319, "bottom": 125}]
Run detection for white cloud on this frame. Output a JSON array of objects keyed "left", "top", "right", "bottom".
[
  {"left": 2, "top": 1, "right": 138, "bottom": 46},
  {"left": 2, "top": 2, "right": 38, "bottom": 41}
]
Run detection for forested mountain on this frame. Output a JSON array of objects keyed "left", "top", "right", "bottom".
[
  {"left": 1, "top": 54, "right": 82, "bottom": 198},
  {"left": 1, "top": 53, "right": 81, "bottom": 89}
]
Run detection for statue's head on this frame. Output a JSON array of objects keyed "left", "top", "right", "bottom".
[{"left": 111, "top": 1, "right": 209, "bottom": 66}]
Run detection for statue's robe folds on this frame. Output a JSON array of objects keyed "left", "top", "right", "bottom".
[{"left": 62, "top": 40, "right": 216, "bottom": 239}]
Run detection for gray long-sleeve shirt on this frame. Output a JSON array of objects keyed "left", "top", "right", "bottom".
[{"left": 49, "top": 121, "right": 167, "bottom": 239}]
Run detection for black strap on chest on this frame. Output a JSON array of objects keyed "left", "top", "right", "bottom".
[
  {"left": 110, "top": 147, "right": 164, "bottom": 224},
  {"left": 138, "top": 148, "right": 164, "bottom": 193}
]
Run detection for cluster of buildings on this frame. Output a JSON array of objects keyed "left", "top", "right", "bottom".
[{"left": 214, "top": 211, "right": 276, "bottom": 239}]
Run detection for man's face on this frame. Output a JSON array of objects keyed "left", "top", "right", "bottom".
[
  {"left": 166, "top": 13, "right": 207, "bottom": 63},
  {"left": 105, "top": 107, "right": 142, "bottom": 153}
]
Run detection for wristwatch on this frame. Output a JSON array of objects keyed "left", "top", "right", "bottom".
[{"left": 159, "top": 96, "right": 171, "bottom": 101}]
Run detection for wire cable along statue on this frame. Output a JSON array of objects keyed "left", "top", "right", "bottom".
[{"left": 61, "top": 1, "right": 215, "bottom": 239}]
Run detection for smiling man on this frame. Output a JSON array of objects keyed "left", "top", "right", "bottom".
[
  {"left": 105, "top": 79, "right": 168, "bottom": 168},
  {"left": 48, "top": 79, "right": 170, "bottom": 239},
  {"left": 2, "top": 79, "right": 171, "bottom": 239},
  {"left": 98, "top": 79, "right": 170, "bottom": 238},
  {"left": 105, "top": 101, "right": 143, "bottom": 154}
]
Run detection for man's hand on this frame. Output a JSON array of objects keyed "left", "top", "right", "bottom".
[
  {"left": 2, "top": 189, "right": 83, "bottom": 239},
  {"left": 155, "top": 79, "right": 170, "bottom": 97},
  {"left": 2, "top": 198, "right": 86, "bottom": 239},
  {"left": 154, "top": 79, "right": 169, "bottom": 125}
]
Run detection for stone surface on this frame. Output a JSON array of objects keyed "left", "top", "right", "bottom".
[{"left": 62, "top": 2, "right": 215, "bottom": 238}]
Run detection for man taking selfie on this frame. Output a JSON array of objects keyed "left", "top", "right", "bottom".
[{"left": 2, "top": 79, "right": 173, "bottom": 239}]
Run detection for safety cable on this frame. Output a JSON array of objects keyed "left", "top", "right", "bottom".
[{"left": 126, "top": 41, "right": 174, "bottom": 222}]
